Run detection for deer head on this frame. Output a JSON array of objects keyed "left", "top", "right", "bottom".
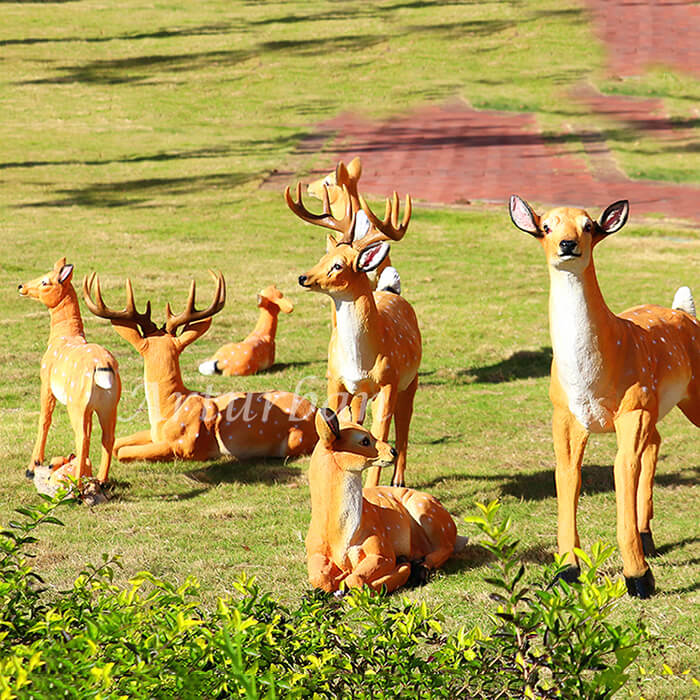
[
  {"left": 509, "top": 195, "right": 629, "bottom": 272},
  {"left": 286, "top": 180, "right": 411, "bottom": 298},
  {"left": 18, "top": 257, "right": 76, "bottom": 308},
  {"left": 83, "top": 270, "right": 226, "bottom": 359}
]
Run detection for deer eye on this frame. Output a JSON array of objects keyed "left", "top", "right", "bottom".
[
  {"left": 331, "top": 263, "right": 342, "bottom": 272},
  {"left": 582, "top": 220, "right": 592, "bottom": 232},
  {"left": 360, "top": 437, "right": 370, "bottom": 447},
  {"left": 41, "top": 279, "right": 49, "bottom": 286}
]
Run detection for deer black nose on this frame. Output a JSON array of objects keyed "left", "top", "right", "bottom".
[
  {"left": 17, "top": 284, "right": 23, "bottom": 291},
  {"left": 390, "top": 447, "right": 398, "bottom": 458},
  {"left": 559, "top": 239, "right": 577, "bottom": 255},
  {"left": 298, "top": 275, "right": 308, "bottom": 287}
]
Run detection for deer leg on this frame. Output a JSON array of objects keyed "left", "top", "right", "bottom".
[
  {"left": 366, "top": 384, "right": 397, "bottom": 488},
  {"left": 307, "top": 552, "right": 344, "bottom": 593},
  {"left": 613, "top": 410, "right": 655, "bottom": 598},
  {"left": 327, "top": 378, "right": 351, "bottom": 416},
  {"left": 114, "top": 429, "right": 154, "bottom": 452},
  {"left": 95, "top": 406, "right": 118, "bottom": 484},
  {"left": 69, "top": 407, "right": 93, "bottom": 484},
  {"left": 391, "top": 375, "right": 417, "bottom": 487},
  {"left": 115, "top": 441, "right": 174, "bottom": 462},
  {"left": 552, "top": 405, "right": 588, "bottom": 578},
  {"left": 29, "top": 382, "right": 56, "bottom": 477},
  {"left": 637, "top": 426, "right": 660, "bottom": 557},
  {"left": 345, "top": 554, "right": 411, "bottom": 594}
]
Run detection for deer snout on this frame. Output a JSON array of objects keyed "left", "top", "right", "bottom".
[
  {"left": 18, "top": 283, "right": 28, "bottom": 296},
  {"left": 390, "top": 447, "right": 398, "bottom": 458},
  {"left": 298, "top": 274, "right": 309, "bottom": 287},
  {"left": 559, "top": 239, "right": 580, "bottom": 257}
]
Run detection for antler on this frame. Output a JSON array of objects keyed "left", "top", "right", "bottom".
[
  {"left": 285, "top": 182, "right": 357, "bottom": 244},
  {"left": 164, "top": 270, "right": 226, "bottom": 335},
  {"left": 83, "top": 273, "right": 158, "bottom": 335},
  {"left": 358, "top": 191, "right": 412, "bottom": 247}
]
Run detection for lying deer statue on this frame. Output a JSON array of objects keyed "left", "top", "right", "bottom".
[
  {"left": 286, "top": 180, "right": 421, "bottom": 488},
  {"left": 19, "top": 257, "right": 121, "bottom": 485},
  {"left": 306, "top": 408, "right": 462, "bottom": 594},
  {"left": 510, "top": 195, "right": 699, "bottom": 598},
  {"left": 307, "top": 157, "right": 401, "bottom": 294},
  {"left": 83, "top": 271, "right": 317, "bottom": 462},
  {"left": 198, "top": 285, "right": 293, "bottom": 377}
]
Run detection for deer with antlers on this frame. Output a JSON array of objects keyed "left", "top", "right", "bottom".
[
  {"left": 198, "top": 285, "right": 294, "bottom": 377},
  {"left": 18, "top": 257, "right": 121, "bottom": 486},
  {"left": 83, "top": 271, "right": 317, "bottom": 462},
  {"left": 286, "top": 180, "right": 421, "bottom": 488},
  {"left": 510, "top": 195, "right": 700, "bottom": 598},
  {"left": 307, "top": 157, "right": 401, "bottom": 295},
  {"left": 306, "top": 407, "right": 461, "bottom": 594}
]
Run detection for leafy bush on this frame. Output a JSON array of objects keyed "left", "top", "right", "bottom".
[{"left": 0, "top": 495, "right": 675, "bottom": 699}]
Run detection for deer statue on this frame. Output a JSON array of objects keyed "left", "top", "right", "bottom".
[
  {"left": 306, "top": 407, "right": 461, "bottom": 594},
  {"left": 18, "top": 257, "right": 121, "bottom": 486},
  {"left": 83, "top": 271, "right": 318, "bottom": 462},
  {"left": 510, "top": 195, "right": 699, "bottom": 598},
  {"left": 307, "top": 157, "right": 401, "bottom": 295},
  {"left": 286, "top": 180, "right": 422, "bottom": 488},
  {"left": 198, "top": 285, "right": 294, "bottom": 377}
]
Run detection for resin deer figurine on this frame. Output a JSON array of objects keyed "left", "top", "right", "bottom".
[
  {"left": 198, "top": 285, "right": 294, "bottom": 377},
  {"left": 19, "top": 257, "right": 121, "bottom": 485},
  {"left": 510, "top": 195, "right": 699, "bottom": 598},
  {"left": 84, "top": 271, "right": 317, "bottom": 462},
  {"left": 286, "top": 181, "right": 422, "bottom": 487},
  {"left": 306, "top": 408, "right": 460, "bottom": 594},
  {"left": 307, "top": 157, "right": 401, "bottom": 295}
]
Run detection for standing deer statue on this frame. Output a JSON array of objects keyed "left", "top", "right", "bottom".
[
  {"left": 306, "top": 407, "right": 461, "bottom": 594},
  {"left": 307, "top": 157, "right": 401, "bottom": 295},
  {"left": 510, "top": 195, "right": 699, "bottom": 598},
  {"left": 198, "top": 285, "right": 294, "bottom": 377},
  {"left": 83, "top": 271, "right": 317, "bottom": 462},
  {"left": 286, "top": 181, "right": 421, "bottom": 488},
  {"left": 18, "top": 257, "right": 121, "bottom": 486}
]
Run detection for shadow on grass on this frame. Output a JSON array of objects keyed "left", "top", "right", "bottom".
[
  {"left": 420, "top": 347, "right": 552, "bottom": 387},
  {"left": 16, "top": 172, "right": 257, "bottom": 208},
  {"left": 185, "top": 459, "right": 304, "bottom": 486}
]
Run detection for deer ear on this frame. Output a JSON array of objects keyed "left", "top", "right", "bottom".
[
  {"left": 509, "top": 195, "right": 542, "bottom": 237},
  {"left": 347, "top": 157, "right": 362, "bottom": 180},
  {"left": 315, "top": 407, "right": 341, "bottom": 445},
  {"left": 335, "top": 161, "right": 349, "bottom": 186},
  {"left": 58, "top": 263, "right": 74, "bottom": 284},
  {"left": 597, "top": 200, "right": 629, "bottom": 236},
  {"left": 355, "top": 242, "right": 390, "bottom": 272},
  {"left": 354, "top": 210, "right": 371, "bottom": 241}
]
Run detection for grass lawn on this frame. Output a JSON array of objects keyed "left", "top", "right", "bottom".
[{"left": 1, "top": 1, "right": 698, "bottom": 697}]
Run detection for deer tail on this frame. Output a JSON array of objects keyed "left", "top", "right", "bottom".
[{"left": 672, "top": 286, "right": 696, "bottom": 317}]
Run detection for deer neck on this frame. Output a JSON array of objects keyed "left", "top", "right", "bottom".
[
  {"left": 48, "top": 287, "right": 85, "bottom": 343},
  {"left": 548, "top": 262, "right": 621, "bottom": 426},
  {"left": 333, "top": 288, "right": 379, "bottom": 377},
  {"left": 251, "top": 306, "right": 278, "bottom": 339},
  {"left": 310, "top": 449, "right": 363, "bottom": 561},
  {"left": 141, "top": 341, "right": 190, "bottom": 430}
]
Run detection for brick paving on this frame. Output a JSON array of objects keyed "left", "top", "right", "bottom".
[{"left": 271, "top": 1, "right": 699, "bottom": 225}]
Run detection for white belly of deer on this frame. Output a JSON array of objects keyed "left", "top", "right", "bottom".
[
  {"left": 550, "top": 274, "right": 613, "bottom": 432},
  {"left": 335, "top": 300, "right": 370, "bottom": 394}
]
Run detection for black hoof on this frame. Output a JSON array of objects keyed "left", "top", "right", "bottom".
[
  {"left": 406, "top": 558, "right": 430, "bottom": 588},
  {"left": 551, "top": 565, "right": 580, "bottom": 587},
  {"left": 391, "top": 480, "right": 405, "bottom": 488},
  {"left": 640, "top": 531, "right": 657, "bottom": 558},
  {"left": 625, "top": 568, "right": 655, "bottom": 599}
]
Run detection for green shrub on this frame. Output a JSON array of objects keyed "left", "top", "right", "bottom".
[{"left": 0, "top": 495, "right": 675, "bottom": 699}]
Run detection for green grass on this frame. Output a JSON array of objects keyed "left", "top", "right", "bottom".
[{"left": 1, "top": 1, "right": 698, "bottom": 697}]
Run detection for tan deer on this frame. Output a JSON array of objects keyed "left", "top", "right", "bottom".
[
  {"left": 307, "top": 157, "right": 400, "bottom": 295},
  {"left": 510, "top": 195, "right": 700, "bottom": 598},
  {"left": 198, "top": 285, "right": 294, "bottom": 377},
  {"left": 83, "top": 271, "right": 318, "bottom": 462},
  {"left": 18, "top": 257, "right": 121, "bottom": 485},
  {"left": 306, "top": 408, "right": 460, "bottom": 594},
  {"left": 286, "top": 181, "right": 421, "bottom": 488}
]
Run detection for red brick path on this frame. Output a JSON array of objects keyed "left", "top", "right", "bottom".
[{"left": 280, "top": 1, "right": 699, "bottom": 225}]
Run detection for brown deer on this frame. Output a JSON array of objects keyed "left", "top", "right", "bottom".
[
  {"left": 18, "top": 257, "right": 121, "bottom": 485},
  {"left": 510, "top": 195, "right": 699, "bottom": 598},
  {"left": 198, "top": 285, "right": 294, "bottom": 377},
  {"left": 306, "top": 408, "right": 461, "bottom": 594},
  {"left": 83, "top": 271, "right": 317, "bottom": 462},
  {"left": 285, "top": 182, "right": 421, "bottom": 488}
]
